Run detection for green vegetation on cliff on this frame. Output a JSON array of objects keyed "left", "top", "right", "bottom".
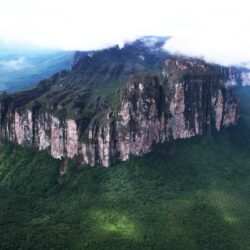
[{"left": 1, "top": 86, "right": 250, "bottom": 249}]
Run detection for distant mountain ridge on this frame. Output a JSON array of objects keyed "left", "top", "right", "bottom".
[{"left": 0, "top": 42, "right": 74, "bottom": 92}]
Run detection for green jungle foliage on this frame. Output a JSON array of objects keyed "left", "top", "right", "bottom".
[{"left": 1, "top": 86, "right": 250, "bottom": 249}]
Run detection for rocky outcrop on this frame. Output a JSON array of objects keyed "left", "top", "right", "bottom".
[{"left": 0, "top": 56, "right": 238, "bottom": 167}]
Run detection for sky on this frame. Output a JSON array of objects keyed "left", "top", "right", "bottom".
[{"left": 0, "top": 0, "right": 250, "bottom": 66}]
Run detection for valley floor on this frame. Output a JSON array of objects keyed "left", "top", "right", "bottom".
[{"left": 1, "top": 86, "right": 250, "bottom": 250}]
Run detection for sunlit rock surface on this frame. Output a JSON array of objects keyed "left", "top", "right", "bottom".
[{"left": 0, "top": 43, "right": 239, "bottom": 167}]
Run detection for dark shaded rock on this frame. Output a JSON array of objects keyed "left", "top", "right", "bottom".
[{"left": 0, "top": 39, "right": 239, "bottom": 167}]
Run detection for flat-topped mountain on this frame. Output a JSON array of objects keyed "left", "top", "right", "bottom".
[{"left": 0, "top": 37, "right": 243, "bottom": 167}]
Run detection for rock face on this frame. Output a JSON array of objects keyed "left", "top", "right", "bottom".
[{"left": 0, "top": 53, "right": 239, "bottom": 167}]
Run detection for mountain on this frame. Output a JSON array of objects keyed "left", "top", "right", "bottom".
[
  {"left": 1, "top": 86, "right": 250, "bottom": 249},
  {"left": 2, "top": 36, "right": 250, "bottom": 249},
  {"left": 0, "top": 37, "right": 243, "bottom": 167},
  {"left": 0, "top": 45, "right": 74, "bottom": 92}
]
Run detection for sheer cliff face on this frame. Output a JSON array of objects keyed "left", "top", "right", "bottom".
[{"left": 0, "top": 54, "right": 238, "bottom": 167}]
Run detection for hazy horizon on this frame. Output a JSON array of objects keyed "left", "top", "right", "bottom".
[{"left": 1, "top": 0, "right": 250, "bottom": 67}]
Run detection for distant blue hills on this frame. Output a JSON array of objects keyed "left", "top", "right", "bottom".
[{"left": 0, "top": 41, "right": 74, "bottom": 92}]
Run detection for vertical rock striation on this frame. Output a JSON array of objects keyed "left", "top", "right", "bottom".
[{"left": 0, "top": 56, "right": 239, "bottom": 167}]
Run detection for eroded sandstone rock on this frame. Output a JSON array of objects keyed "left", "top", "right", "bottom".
[{"left": 0, "top": 57, "right": 239, "bottom": 167}]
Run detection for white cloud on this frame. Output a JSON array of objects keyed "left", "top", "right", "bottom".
[
  {"left": 0, "top": 0, "right": 249, "bottom": 66},
  {"left": 0, "top": 57, "right": 31, "bottom": 70},
  {"left": 163, "top": 33, "right": 250, "bottom": 67}
]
